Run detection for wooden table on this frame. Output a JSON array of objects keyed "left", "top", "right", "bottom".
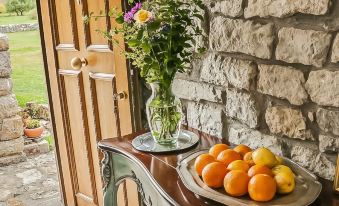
[{"left": 98, "top": 128, "right": 339, "bottom": 206}]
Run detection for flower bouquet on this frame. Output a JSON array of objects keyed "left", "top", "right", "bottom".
[{"left": 85, "top": 0, "right": 205, "bottom": 145}]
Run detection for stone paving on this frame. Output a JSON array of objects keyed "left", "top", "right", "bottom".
[{"left": 0, "top": 151, "right": 62, "bottom": 206}]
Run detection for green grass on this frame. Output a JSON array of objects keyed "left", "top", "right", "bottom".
[
  {"left": 0, "top": 13, "right": 37, "bottom": 25},
  {"left": 8, "top": 30, "right": 47, "bottom": 107}
]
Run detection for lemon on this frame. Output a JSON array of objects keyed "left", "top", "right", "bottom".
[
  {"left": 272, "top": 165, "right": 295, "bottom": 177},
  {"left": 252, "top": 147, "right": 277, "bottom": 168},
  {"left": 274, "top": 172, "right": 295, "bottom": 194},
  {"left": 275, "top": 155, "right": 283, "bottom": 165}
]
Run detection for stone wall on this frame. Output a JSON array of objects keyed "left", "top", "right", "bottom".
[
  {"left": 0, "top": 23, "right": 39, "bottom": 33},
  {"left": 173, "top": 0, "right": 339, "bottom": 180},
  {"left": 0, "top": 33, "right": 25, "bottom": 166}
]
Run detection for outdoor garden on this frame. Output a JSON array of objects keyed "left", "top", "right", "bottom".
[
  {"left": 0, "top": 0, "right": 60, "bottom": 205},
  {"left": 0, "top": 0, "right": 45, "bottom": 107}
]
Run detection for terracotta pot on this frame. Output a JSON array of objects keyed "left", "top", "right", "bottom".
[{"left": 24, "top": 127, "right": 44, "bottom": 138}]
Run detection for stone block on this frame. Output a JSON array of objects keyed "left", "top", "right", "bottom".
[
  {"left": 0, "top": 115, "right": 23, "bottom": 141},
  {"left": 209, "top": 17, "right": 274, "bottom": 59},
  {"left": 225, "top": 57, "right": 256, "bottom": 91},
  {"left": 0, "top": 189, "right": 13, "bottom": 202},
  {"left": 257, "top": 64, "right": 308, "bottom": 105},
  {"left": 245, "top": 0, "right": 330, "bottom": 18},
  {"left": 210, "top": 0, "right": 243, "bottom": 17},
  {"left": 276, "top": 27, "right": 332, "bottom": 67},
  {"left": 319, "top": 135, "right": 339, "bottom": 153},
  {"left": 16, "top": 168, "right": 42, "bottom": 185},
  {"left": 0, "top": 153, "right": 26, "bottom": 167},
  {"left": 265, "top": 106, "right": 313, "bottom": 140},
  {"left": 305, "top": 70, "right": 339, "bottom": 107},
  {"left": 24, "top": 140, "right": 49, "bottom": 156},
  {"left": 331, "top": 34, "right": 339, "bottom": 63},
  {"left": 291, "top": 145, "right": 335, "bottom": 180},
  {"left": 172, "top": 78, "right": 223, "bottom": 103},
  {"left": 228, "top": 123, "right": 283, "bottom": 155},
  {"left": 0, "top": 51, "right": 11, "bottom": 77},
  {"left": 0, "top": 33, "right": 9, "bottom": 51},
  {"left": 0, "top": 95, "right": 19, "bottom": 120},
  {"left": 226, "top": 89, "right": 259, "bottom": 128},
  {"left": 317, "top": 108, "right": 339, "bottom": 136},
  {"left": 0, "top": 78, "right": 12, "bottom": 96},
  {"left": 200, "top": 53, "right": 228, "bottom": 86},
  {"left": 200, "top": 53, "right": 256, "bottom": 90},
  {"left": 0, "top": 137, "right": 24, "bottom": 157},
  {"left": 187, "top": 101, "right": 224, "bottom": 138}
]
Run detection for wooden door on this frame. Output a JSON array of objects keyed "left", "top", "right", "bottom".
[{"left": 36, "top": 0, "right": 138, "bottom": 205}]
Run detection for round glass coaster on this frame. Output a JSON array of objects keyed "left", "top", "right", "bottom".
[{"left": 132, "top": 130, "right": 199, "bottom": 153}]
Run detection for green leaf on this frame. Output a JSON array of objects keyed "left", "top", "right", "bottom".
[
  {"left": 141, "top": 42, "right": 151, "bottom": 53},
  {"left": 127, "top": 39, "right": 141, "bottom": 47},
  {"left": 147, "top": 20, "right": 161, "bottom": 31},
  {"left": 137, "top": 29, "right": 144, "bottom": 40},
  {"left": 115, "top": 13, "right": 124, "bottom": 24},
  {"left": 197, "top": 47, "right": 206, "bottom": 53}
]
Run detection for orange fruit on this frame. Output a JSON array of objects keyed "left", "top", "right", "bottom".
[
  {"left": 248, "top": 165, "right": 274, "bottom": 178},
  {"left": 209, "top": 144, "right": 230, "bottom": 159},
  {"left": 243, "top": 151, "right": 255, "bottom": 166},
  {"left": 224, "top": 170, "right": 250, "bottom": 197},
  {"left": 194, "top": 154, "right": 215, "bottom": 176},
  {"left": 227, "top": 160, "right": 250, "bottom": 172},
  {"left": 234, "top": 144, "right": 252, "bottom": 157},
  {"left": 248, "top": 174, "right": 277, "bottom": 202},
  {"left": 217, "top": 149, "right": 241, "bottom": 166},
  {"left": 202, "top": 162, "right": 229, "bottom": 188}
]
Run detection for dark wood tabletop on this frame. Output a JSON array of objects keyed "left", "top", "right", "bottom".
[{"left": 98, "top": 128, "right": 339, "bottom": 206}]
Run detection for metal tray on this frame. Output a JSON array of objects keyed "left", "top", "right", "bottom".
[
  {"left": 132, "top": 130, "right": 199, "bottom": 153},
  {"left": 177, "top": 150, "right": 322, "bottom": 206}
]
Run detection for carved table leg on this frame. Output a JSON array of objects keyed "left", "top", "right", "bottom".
[
  {"left": 101, "top": 151, "right": 116, "bottom": 205},
  {"left": 101, "top": 151, "right": 174, "bottom": 206}
]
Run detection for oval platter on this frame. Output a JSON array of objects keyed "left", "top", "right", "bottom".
[{"left": 177, "top": 150, "right": 322, "bottom": 206}]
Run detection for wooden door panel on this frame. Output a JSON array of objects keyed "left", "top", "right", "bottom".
[
  {"left": 53, "top": 0, "right": 79, "bottom": 50},
  {"left": 116, "top": 180, "right": 140, "bottom": 206},
  {"left": 83, "top": 0, "right": 113, "bottom": 52},
  {"left": 59, "top": 69, "right": 98, "bottom": 205},
  {"left": 85, "top": 53, "right": 115, "bottom": 73},
  {"left": 125, "top": 179, "right": 140, "bottom": 206},
  {"left": 89, "top": 72, "right": 118, "bottom": 141},
  {"left": 38, "top": 1, "right": 76, "bottom": 205},
  {"left": 38, "top": 0, "right": 134, "bottom": 205}
]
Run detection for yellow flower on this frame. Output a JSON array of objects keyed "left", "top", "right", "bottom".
[{"left": 134, "top": 9, "right": 153, "bottom": 24}]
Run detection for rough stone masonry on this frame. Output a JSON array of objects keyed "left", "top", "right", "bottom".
[
  {"left": 173, "top": 0, "right": 339, "bottom": 180},
  {"left": 0, "top": 33, "right": 25, "bottom": 166}
]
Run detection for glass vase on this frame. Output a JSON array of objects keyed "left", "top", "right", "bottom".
[{"left": 146, "top": 82, "right": 182, "bottom": 145}]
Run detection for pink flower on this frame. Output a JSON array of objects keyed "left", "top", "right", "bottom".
[{"left": 124, "top": 2, "right": 142, "bottom": 23}]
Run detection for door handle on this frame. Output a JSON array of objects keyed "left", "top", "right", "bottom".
[{"left": 71, "top": 57, "right": 88, "bottom": 70}]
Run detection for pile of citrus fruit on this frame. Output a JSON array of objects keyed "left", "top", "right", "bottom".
[{"left": 194, "top": 144, "right": 296, "bottom": 202}]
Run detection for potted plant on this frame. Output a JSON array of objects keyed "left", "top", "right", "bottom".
[
  {"left": 85, "top": 0, "right": 205, "bottom": 145},
  {"left": 24, "top": 119, "right": 43, "bottom": 138}
]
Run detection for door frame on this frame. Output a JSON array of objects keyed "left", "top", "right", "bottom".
[{"left": 36, "top": 0, "right": 143, "bottom": 205}]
